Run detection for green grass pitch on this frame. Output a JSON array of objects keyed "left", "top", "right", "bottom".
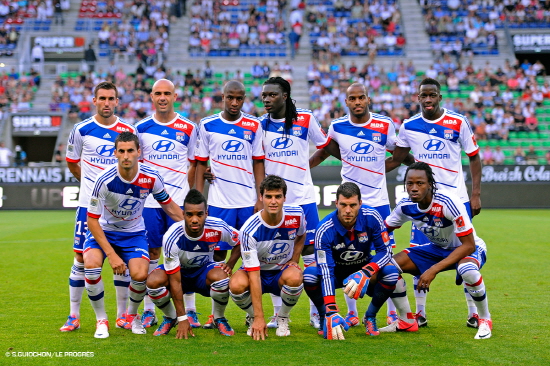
[{"left": 0, "top": 209, "right": 549, "bottom": 366}]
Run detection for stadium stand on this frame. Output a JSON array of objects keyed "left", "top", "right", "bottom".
[
  {"left": 306, "top": 0, "right": 405, "bottom": 60},
  {"left": 187, "top": 0, "right": 288, "bottom": 57},
  {"left": 0, "top": 67, "right": 41, "bottom": 112},
  {"left": 57, "top": 61, "right": 287, "bottom": 124},
  {"left": 309, "top": 57, "right": 550, "bottom": 165}
]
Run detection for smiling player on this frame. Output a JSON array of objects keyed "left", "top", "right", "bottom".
[{"left": 385, "top": 78, "right": 482, "bottom": 328}]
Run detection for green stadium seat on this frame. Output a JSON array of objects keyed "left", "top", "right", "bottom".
[
  {"left": 528, "top": 131, "right": 539, "bottom": 139},
  {"left": 518, "top": 132, "right": 529, "bottom": 139},
  {"left": 503, "top": 150, "right": 512, "bottom": 157},
  {"left": 531, "top": 141, "right": 542, "bottom": 147},
  {"left": 478, "top": 140, "right": 488, "bottom": 147},
  {"left": 543, "top": 141, "right": 550, "bottom": 147},
  {"left": 520, "top": 141, "right": 531, "bottom": 147},
  {"left": 509, "top": 131, "right": 518, "bottom": 139},
  {"left": 540, "top": 125, "right": 548, "bottom": 131},
  {"left": 244, "top": 72, "right": 252, "bottom": 78},
  {"left": 509, "top": 140, "right": 520, "bottom": 147},
  {"left": 540, "top": 133, "right": 549, "bottom": 139},
  {"left": 498, "top": 140, "right": 509, "bottom": 147},
  {"left": 539, "top": 158, "right": 548, "bottom": 165},
  {"left": 536, "top": 108, "right": 545, "bottom": 114},
  {"left": 488, "top": 140, "right": 498, "bottom": 147},
  {"left": 504, "top": 158, "right": 515, "bottom": 165},
  {"left": 543, "top": 100, "right": 550, "bottom": 106},
  {"left": 214, "top": 73, "right": 223, "bottom": 78},
  {"left": 203, "top": 87, "right": 213, "bottom": 93},
  {"left": 536, "top": 149, "right": 544, "bottom": 156},
  {"left": 461, "top": 158, "right": 469, "bottom": 165}
]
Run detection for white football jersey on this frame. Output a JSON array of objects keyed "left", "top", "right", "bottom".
[
  {"left": 66, "top": 116, "right": 136, "bottom": 207},
  {"left": 239, "top": 205, "right": 306, "bottom": 271},
  {"left": 396, "top": 109, "right": 479, "bottom": 202},
  {"left": 163, "top": 217, "right": 239, "bottom": 273},
  {"left": 260, "top": 109, "right": 328, "bottom": 205},
  {"left": 385, "top": 192, "right": 486, "bottom": 251},
  {"left": 328, "top": 113, "right": 397, "bottom": 207},
  {"left": 135, "top": 113, "right": 198, "bottom": 208},
  {"left": 87, "top": 163, "right": 171, "bottom": 232},
  {"left": 195, "top": 112, "right": 264, "bottom": 208}
]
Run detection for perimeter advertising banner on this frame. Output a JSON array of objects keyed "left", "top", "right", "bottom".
[{"left": 0, "top": 165, "right": 549, "bottom": 209}]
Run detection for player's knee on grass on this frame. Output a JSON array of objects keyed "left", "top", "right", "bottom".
[
  {"left": 146, "top": 267, "right": 168, "bottom": 289},
  {"left": 83, "top": 249, "right": 104, "bottom": 269},
  {"left": 228, "top": 270, "right": 250, "bottom": 294},
  {"left": 206, "top": 266, "right": 229, "bottom": 286},
  {"left": 280, "top": 267, "right": 303, "bottom": 287},
  {"left": 148, "top": 247, "right": 161, "bottom": 261}
]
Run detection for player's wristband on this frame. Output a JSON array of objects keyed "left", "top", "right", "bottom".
[
  {"left": 362, "top": 262, "right": 379, "bottom": 277},
  {"left": 325, "top": 303, "right": 339, "bottom": 315},
  {"left": 177, "top": 315, "right": 188, "bottom": 322}
]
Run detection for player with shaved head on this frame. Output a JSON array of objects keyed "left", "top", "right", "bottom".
[
  {"left": 310, "top": 83, "right": 414, "bottom": 329},
  {"left": 132, "top": 78, "right": 199, "bottom": 329},
  {"left": 195, "top": 80, "right": 265, "bottom": 329}
]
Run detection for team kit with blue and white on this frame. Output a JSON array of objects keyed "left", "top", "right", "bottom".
[{"left": 62, "top": 81, "right": 492, "bottom": 341}]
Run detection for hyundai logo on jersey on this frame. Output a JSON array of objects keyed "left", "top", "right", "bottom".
[
  {"left": 188, "top": 255, "right": 210, "bottom": 266},
  {"left": 222, "top": 140, "right": 244, "bottom": 152},
  {"left": 340, "top": 250, "right": 365, "bottom": 262},
  {"left": 96, "top": 145, "right": 115, "bottom": 157},
  {"left": 152, "top": 140, "right": 176, "bottom": 152},
  {"left": 351, "top": 142, "right": 375, "bottom": 154},
  {"left": 119, "top": 198, "right": 141, "bottom": 211},
  {"left": 421, "top": 226, "right": 439, "bottom": 237},
  {"left": 271, "top": 137, "right": 293, "bottom": 149},
  {"left": 270, "top": 242, "right": 290, "bottom": 255},
  {"left": 423, "top": 139, "right": 446, "bottom": 151}
]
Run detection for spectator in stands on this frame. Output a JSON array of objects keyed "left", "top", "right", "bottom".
[
  {"left": 0, "top": 142, "right": 12, "bottom": 167},
  {"left": 482, "top": 145, "right": 494, "bottom": 165},
  {"left": 526, "top": 145, "right": 539, "bottom": 165},
  {"left": 14, "top": 145, "right": 27, "bottom": 167},
  {"left": 493, "top": 146, "right": 505, "bottom": 165},
  {"left": 514, "top": 146, "right": 526, "bottom": 165},
  {"left": 545, "top": 150, "right": 550, "bottom": 165}
]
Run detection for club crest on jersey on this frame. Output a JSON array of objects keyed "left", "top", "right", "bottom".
[
  {"left": 244, "top": 130, "right": 252, "bottom": 140},
  {"left": 292, "top": 127, "right": 302, "bottom": 136},
  {"left": 176, "top": 132, "right": 185, "bottom": 142},
  {"left": 288, "top": 229, "right": 296, "bottom": 240},
  {"left": 444, "top": 130, "right": 454, "bottom": 140},
  {"left": 372, "top": 133, "right": 381, "bottom": 142},
  {"left": 433, "top": 217, "right": 443, "bottom": 227},
  {"left": 139, "top": 189, "right": 148, "bottom": 199},
  {"left": 74, "top": 237, "right": 80, "bottom": 246},
  {"left": 358, "top": 232, "right": 368, "bottom": 243}
]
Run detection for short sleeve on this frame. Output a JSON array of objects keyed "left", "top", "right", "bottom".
[
  {"left": 459, "top": 117, "right": 480, "bottom": 157},
  {"left": 195, "top": 122, "right": 210, "bottom": 161},
  {"left": 66, "top": 126, "right": 83, "bottom": 163}
]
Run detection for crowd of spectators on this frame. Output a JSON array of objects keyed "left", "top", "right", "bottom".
[
  {"left": 0, "top": 67, "right": 41, "bottom": 113},
  {"left": 54, "top": 61, "right": 291, "bottom": 124},
  {"left": 422, "top": 1, "right": 499, "bottom": 58},
  {"left": 306, "top": 0, "right": 404, "bottom": 62},
  {"left": 188, "top": 0, "right": 287, "bottom": 56},
  {"left": 307, "top": 58, "right": 549, "bottom": 146},
  {"left": 91, "top": 0, "right": 179, "bottom": 68}
]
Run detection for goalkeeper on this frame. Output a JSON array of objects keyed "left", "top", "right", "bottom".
[{"left": 303, "top": 182, "right": 400, "bottom": 339}]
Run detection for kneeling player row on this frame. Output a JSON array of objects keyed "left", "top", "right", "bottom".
[{"left": 78, "top": 136, "right": 491, "bottom": 340}]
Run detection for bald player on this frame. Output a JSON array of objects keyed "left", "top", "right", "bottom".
[
  {"left": 310, "top": 83, "right": 414, "bottom": 326},
  {"left": 134, "top": 79, "right": 199, "bottom": 328}
]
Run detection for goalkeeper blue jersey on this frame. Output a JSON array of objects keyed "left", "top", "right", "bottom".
[{"left": 314, "top": 205, "right": 392, "bottom": 298}]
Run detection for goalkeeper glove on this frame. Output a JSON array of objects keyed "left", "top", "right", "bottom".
[
  {"left": 323, "top": 303, "right": 349, "bottom": 340},
  {"left": 343, "top": 263, "right": 378, "bottom": 300}
]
